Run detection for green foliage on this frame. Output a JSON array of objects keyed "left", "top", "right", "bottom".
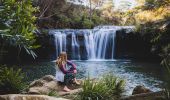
[
  {"left": 36, "top": 0, "right": 109, "bottom": 29},
  {"left": 0, "top": 0, "right": 38, "bottom": 59},
  {"left": 151, "top": 21, "right": 170, "bottom": 69},
  {"left": 132, "top": 0, "right": 170, "bottom": 69},
  {"left": 137, "top": 0, "right": 170, "bottom": 10},
  {"left": 0, "top": 65, "right": 27, "bottom": 94},
  {"left": 48, "top": 90, "right": 59, "bottom": 97},
  {"left": 82, "top": 19, "right": 94, "bottom": 29},
  {"left": 91, "top": 13, "right": 105, "bottom": 25},
  {"left": 102, "top": 74, "right": 125, "bottom": 95},
  {"left": 78, "top": 74, "right": 125, "bottom": 100},
  {"left": 49, "top": 10, "right": 105, "bottom": 29}
]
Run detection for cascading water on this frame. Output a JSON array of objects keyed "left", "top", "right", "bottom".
[
  {"left": 94, "top": 29, "right": 116, "bottom": 59},
  {"left": 71, "top": 33, "right": 80, "bottom": 60},
  {"left": 50, "top": 26, "right": 134, "bottom": 60},
  {"left": 84, "top": 30, "right": 95, "bottom": 59},
  {"left": 53, "top": 32, "right": 66, "bottom": 58}
]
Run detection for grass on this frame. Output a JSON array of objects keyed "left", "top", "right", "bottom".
[{"left": 76, "top": 74, "right": 125, "bottom": 100}]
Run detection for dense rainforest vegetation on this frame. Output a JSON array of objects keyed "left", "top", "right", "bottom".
[{"left": 0, "top": 0, "right": 169, "bottom": 98}]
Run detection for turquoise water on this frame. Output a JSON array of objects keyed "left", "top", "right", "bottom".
[{"left": 22, "top": 60, "right": 169, "bottom": 95}]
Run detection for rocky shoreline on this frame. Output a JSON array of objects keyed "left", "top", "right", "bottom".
[{"left": 0, "top": 75, "right": 166, "bottom": 100}]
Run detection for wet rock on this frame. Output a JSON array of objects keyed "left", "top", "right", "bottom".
[{"left": 132, "top": 85, "right": 152, "bottom": 95}]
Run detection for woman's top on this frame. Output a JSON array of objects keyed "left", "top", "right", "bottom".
[{"left": 55, "top": 60, "right": 76, "bottom": 82}]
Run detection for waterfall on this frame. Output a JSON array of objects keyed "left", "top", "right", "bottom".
[
  {"left": 84, "top": 31, "right": 95, "bottom": 59},
  {"left": 53, "top": 32, "right": 66, "bottom": 57},
  {"left": 71, "top": 33, "right": 80, "bottom": 60},
  {"left": 50, "top": 26, "right": 134, "bottom": 60},
  {"left": 94, "top": 29, "right": 116, "bottom": 59},
  {"left": 112, "top": 30, "right": 116, "bottom": 59}
]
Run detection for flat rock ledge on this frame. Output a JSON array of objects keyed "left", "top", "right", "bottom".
[
  {"left": 121, "top": 91, "right": 166, "bottom": 100},
  {"left": 27, "top": 75, "right": 82, "bottom": 96},
  {"left": 0, "top": 94, "right": 69, "bottom": 100}
]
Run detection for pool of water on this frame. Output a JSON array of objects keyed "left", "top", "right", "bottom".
[{"left": 22, "top": 60, "right": 169, "bottom": 95}]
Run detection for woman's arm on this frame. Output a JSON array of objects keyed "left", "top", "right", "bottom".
[
  {"left": 67, "top": 60, "right": 76, "bottom": 71},
  {"left": 59, "top": 64, "right": 74, "bottom": 74}
]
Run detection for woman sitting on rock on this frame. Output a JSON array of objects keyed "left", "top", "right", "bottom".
[{"left": 55, "top": 52, "right": 80, "bottom": 92}]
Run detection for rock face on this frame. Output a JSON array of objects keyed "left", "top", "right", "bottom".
[
  {"left": 27, "top": 75, "right": 59, "bottom": 95},
  {"left": 132, "top": 85, "right": 152, "bottom": 95},
  {"left": 27, "top": 75, "right": 82, "bottom": 96},
  {"left": 0, "top": 94, "right": 69, "bottom": 100}
]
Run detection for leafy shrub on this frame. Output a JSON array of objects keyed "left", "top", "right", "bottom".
[
  {"left": 78, "top": 74, "right": 125, "bottom": 100},
  {"left": 0, "top": 65, "right": 27, "bottom": 94},
  {"left": 102, "top": 74, "right": 125, "bottom": 96},
  {"left": 0, "top": 0, "right": 38, "bottom": 59}
]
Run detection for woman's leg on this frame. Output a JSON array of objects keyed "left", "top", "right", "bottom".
[
  {"left": 64, "top": 73, "right": 75, "bottom": 85},
  {"left": 63, "top": 73, "right": 75, "bottom": 92}
]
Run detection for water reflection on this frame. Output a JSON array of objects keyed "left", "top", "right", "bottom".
[
  {"left": 22, "top": 60, "right": 168, "bottom": 95},
  {"left": 74, "top": 60, "right": 165, "bottom": 95}
]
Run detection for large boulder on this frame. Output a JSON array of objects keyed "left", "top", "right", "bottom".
[
  {"left": 121, "top": 91, "right": 165, "bottom": 100},
  {"left": 132, "top": 85, "right": 152, "bottom": 95},
  {"left": 27, "top": 75, "right": 59, "bottom": 95},
  {"left": 0, "top": 94, "right": 69, "bottom": 100},
  {"left": 27, "top": 75, "right": 82, "bottom": 96}
]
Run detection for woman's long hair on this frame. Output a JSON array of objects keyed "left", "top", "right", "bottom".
[{"left": 56, "top": 52, "right": 67, "bottom": 67}]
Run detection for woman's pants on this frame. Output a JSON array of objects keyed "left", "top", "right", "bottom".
[{"left": 64, "top": 73, "right": 75, "bottom": 86}]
